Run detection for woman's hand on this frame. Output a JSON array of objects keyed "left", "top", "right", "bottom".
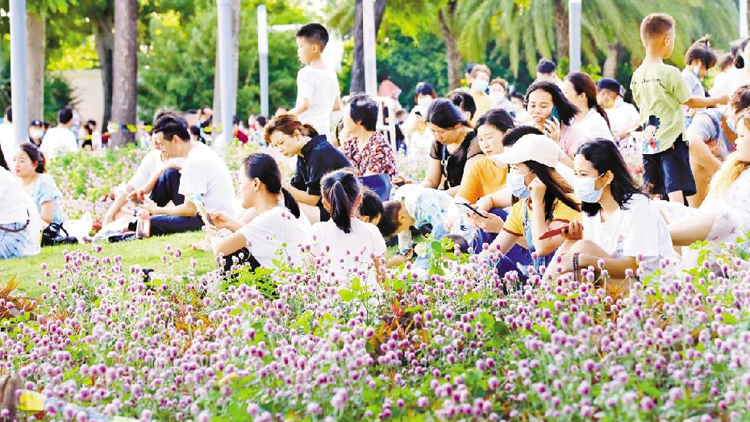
[
  {"left": 529, "top": 178, "right": 547, "bottom": 205},
  {"left": 467, "top": 211, "right": 504, "bottom": 233},
  {"left": 208, "top": 212, "right": 233, "bottom": 230},
  {"left": 561, "top": 220, "right": 583, "bottom": 240},
  {"left": 543, "top": 117, "right": 561, "bottom": 142}
]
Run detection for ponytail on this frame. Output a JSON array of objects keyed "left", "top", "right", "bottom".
[
  {"left": 564, "top": 72, "right": 611, "bottom": 131},
  {"left": 244, "top": 152, "right": 302, "bottom": 219},
  {"left": 592, "top": 103, "right": 612, "bottom": 131},
  {"left": 264, "top": 114, "right": 319, "bottom": 143},
  {"left": 320, "top": 169, "right": 361, "bottom": 234},
  {"left": 280, "top": 187, "right": 301, "bottom": 219},
  {"left": 19, "top": 143, "right": 46, "bottom": 173},
  {"left": 300, "top": 123, "right": 319, "bottom": 138}
]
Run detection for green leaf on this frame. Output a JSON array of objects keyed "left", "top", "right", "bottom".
[
  {"left": 338, "top": 289, "right": 355, "bottom": 302},
  {"left": 637, "top": 381, "right": 661, "bottom": 399},
  {"left": 722, "top": 313, "right": 738, "bottom": 325}
]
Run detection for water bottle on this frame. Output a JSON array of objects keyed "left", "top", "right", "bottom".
[
  {"left": 397, "top": 230, "right": 412, "bottom": 254},
  {"left": 136, "top": 210, "right": 151, "bottom": 238}
]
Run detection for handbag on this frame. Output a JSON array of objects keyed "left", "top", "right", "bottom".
[{"left": 41, "top": 223, "right": 78, "bottom": 247}]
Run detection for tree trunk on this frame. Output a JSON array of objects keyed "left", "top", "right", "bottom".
[
  {"left": 438, "top": 1, "right": 461, "bottom": 90},
  {"left": 602, "top": 43, "right": 620, "bottom": 78},
  {"left": 553, "top": 0, "right": 568, "bottom": 63},
  {"left": 111, "top": 0, "right": 137, "bottom": 146},
  {"left": 94, "top": 17, "right": 114, "bottom": 131},
  {"left": 212, "top": 0, "right": 241, "bottom": 132},
  {"left": 349, "top": 0, "right": 387, "bottom": 94},
  {"left": 26, "top": 13, "right": 45, "bottom": 122}
]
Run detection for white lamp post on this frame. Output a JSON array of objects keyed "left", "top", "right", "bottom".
[{"left": 10, "top": 0, "right": 28, "bottom": 148}]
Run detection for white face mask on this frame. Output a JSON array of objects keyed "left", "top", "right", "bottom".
[
  {"left": 490, "top": 92, "right": 506, "bottom": 104},
  {"left": 471, "top": 79, "right": 489, "bottom": 93},
  {"left": 29, "top": 129, "right": 45, "bottom": 139},
  {"left": 614, "top": 97, "right": 624, "bottom": 108},
  {"left": 417, "top": 97, "right": 433, "bottom": 109}
]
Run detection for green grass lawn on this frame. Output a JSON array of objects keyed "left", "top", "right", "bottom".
[{"left": 0, "top": 232, "right": 218, "bottom": 299}]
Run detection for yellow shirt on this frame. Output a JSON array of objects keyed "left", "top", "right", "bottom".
[
  {"left": 456, "top": 156, "right": 507, "bottom": 203},
  {"left": 503, "top": 197, "right": 581, "bottom": 237},
  {"left": 471, "top": 91, "right": 493, "bottom": 125}
]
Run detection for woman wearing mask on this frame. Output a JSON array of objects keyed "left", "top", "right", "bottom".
[
  {"left": 422, "top": 99, "right": 483, "bottom": 196},
  {"left": 525, "top": 81, "right": 586, "bottom": 161},
  {"left": 479, "top": 134, "right": 581, "bottom": 274},
  {"left": 489, "top": 78, "right": 513, "bottom": 112},
  {"left": 468, "top": 64, "right": 492, "bottom": 123},
  {"left": 547, "top": 139, "right": 677, "bottom": 286},
  {"left": 562, "top": 72, "right": 614, "bottom": 141},
  {"left": 403, "top": 82, "right": 438, "bottom": 146},
  {"left": 28, "top": 120, "right": 45, "bottom": 147}
]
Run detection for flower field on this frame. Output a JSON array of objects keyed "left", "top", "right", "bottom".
[{"left": 3, "top": 231, "right": 750, "bottom": 421}]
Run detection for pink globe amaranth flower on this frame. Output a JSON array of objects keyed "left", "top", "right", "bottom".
[
  {"left": 197, "top": 410, "right": 210, "bottom": 422},
  {"left": 417, "top": 397, "right": 429, "bottom": 407},
  {"left": 640, "top": 396, "right": 655, "bottom": 411}
]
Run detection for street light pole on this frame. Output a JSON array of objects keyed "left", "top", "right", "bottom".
[
  {"left": 741, "top": 0, "right": 748, "bottom": 38},
  {"left": 569, "top": 0, "right": 582, "bottom": 73},
  {"left": 216, "top": 0, "right": 234, "bottom": 151},
  {"left": 362, "top": 0, "right": 377, "bottom": 96},
  {"left": 9, "top": 0, "right": 28, "bottom": 149},
  {"left": 257, "top": 4, "right": 269, "bottom": 118}
]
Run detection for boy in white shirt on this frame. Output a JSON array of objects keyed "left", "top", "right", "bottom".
[
  {"left": 40, "top": 107, "right": 78, "bottom": 160},
  {"left": 136, "top": 114, "right": 236, "bottom": 236},
  {"left": 288, "top": 23, "right": 342, "bottom": 137}
]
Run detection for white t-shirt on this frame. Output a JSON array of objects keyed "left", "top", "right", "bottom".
[
  {"left": 582, "top": 194, "right": 678, "bottom": 275},
  {"left": 40, "top": 127, "right": 78, "bottom": 159},
  {"left": 575, "top": 109, "right": 613, "bottom": 141},
  {"left": 296, "top": 66, "right": 340, "bottom": 136},
  {"left": 237, "top": 206, "right": 312, "bottom": 268},
  {"left": 605, "top": 99, "right": 641, "bottom": 136},
  {"left": 0, "top": 122, "right": 15, "bottom": 160},
  {"left": 710, "top": 70, "right": 732, "bottom": 98},
  {"left": 127, "top": 149, "right": 184, "bottom": 190},
  {"left": 178, "top": 142, "right": 236, "bottom": 216},
  {"left": 0, "top": 167, "right": 29, "bottom": 224},
  {"left": 310, "top": 218, "right": 386, "bottom": 290},
  {"left": 726, "top": 67, "right": 750, "bottom": 98}
]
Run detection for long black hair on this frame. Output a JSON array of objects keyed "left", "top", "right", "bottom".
[
  {"left": 525, "top": 81, "right": 580, "bottom": 126},
  {"left": 19, "top": 142, "right": 46, "bottom": 173},
  {"left": 0, "top": 144, "right": 6, "bottom": 170},
  {"left": 564, "top": 72, "right": 611, "bottom": 130},
  {"left": 512, "top": 162, "right": 580, "bottom": 222},
  {"left": 426, "top": 98, "right": 471, "bottom": 129},
  {"left": 244, "top": 153, "right": 301, "bottom": 219},
  {"left": 575, "top": 139, "right": 642, "bottom": 217},
  {"left": 735, "top": 37, "right": 750, "bottom": 69},
  {"left": 321, "top": 169, "right": 361, "bottom": 233}
]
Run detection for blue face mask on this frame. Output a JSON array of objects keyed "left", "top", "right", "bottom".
[
  {"left": 509, "top": 172, "right": 531, "bottom": 199},
  {"left": 574, "top": 175, "right": 604, "bottom": 203}
]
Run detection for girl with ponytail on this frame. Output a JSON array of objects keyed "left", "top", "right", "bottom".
[
  {"left": 206, "top": 153, "right": 312, "bottom": 272},
  {"left": 562, "top": 72, "right": 614, "bottom": 142},
  {"left": 310, "top": 169, "right": 387, "bottom": 288}
]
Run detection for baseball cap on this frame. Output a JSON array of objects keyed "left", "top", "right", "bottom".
[
  {"left": 29, "top": 120, "right": 43, "bottom": 127},
  {"left": 597, "top": 78, "right": 623, "bottom": 96},
  {"left": 492, "top": 134, "right": 561, "bottom": 168}
]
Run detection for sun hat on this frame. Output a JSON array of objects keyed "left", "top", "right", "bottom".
[{"left": 492, "top": 134, "right": 561, "bottom": 168}]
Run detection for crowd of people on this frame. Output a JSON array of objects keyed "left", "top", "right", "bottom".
[{"left": 2, "top": 15, "right": 750, "bottom": 289}]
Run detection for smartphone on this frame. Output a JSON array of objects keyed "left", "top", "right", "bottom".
[
  {"left": 459, "top": 202, "right": 488, "bottom": 219},
  {"left": 548, "top": 106, "right": 559, "bottom": 122},
  {"left": 193, "top": 200, "right": 216, "bottom": 229}
]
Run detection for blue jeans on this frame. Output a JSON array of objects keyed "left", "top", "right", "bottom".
[
  {"left": 471, "top": 208, "right": 533, "bottom": 276},
  {"left": 130, "top": 168, "right": 205, "bottom": 236}
]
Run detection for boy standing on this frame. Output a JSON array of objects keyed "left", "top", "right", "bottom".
[
  {"left": 289, "top": 23, "right": 341, "bottom": 137},
  {"left": 630, "top": 13, "right": 727, "bottom": 203}
]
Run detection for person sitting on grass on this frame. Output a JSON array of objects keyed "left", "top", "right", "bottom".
[
  {"left": 12, "top": 143, "right": 67, "bottom": 228},
  {"left": 310, "top": 169, "right": 386, "bottom": 289},
  {"left": 455, "top": 109, "right": 515, "bottom": 205},
  {"left": 358, "top": 188, "right": 383, "bottom": 225},
  {"left": 668, "top": 110, "right": 750, "bottom": 247},
  {"left": 133, "top": 113, "right": 236, "bottom": 236},
  {"left": 0, "top": 165, "right": 33, "bottom": 259},
  {"left": 264, "top": 113, "right": 351, "bottom": 224},
  {"left": 378, "top": 184, "right": 455, "bottom": 267},
  {"left": 546, "top": 140, "right": 678, "bottom": 290},
  {"left": 206, "top": 153, "right": 312, "bottom": 273},
  {"left": 477, "top": 134, "right": 581, "bottom": 275}
]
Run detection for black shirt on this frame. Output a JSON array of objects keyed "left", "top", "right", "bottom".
[
  {"left": 290, "top": 135, "right": 351, "bottom": 202},
  {"left": 429, "top": 130, "right": 482, "bottom": 190}
]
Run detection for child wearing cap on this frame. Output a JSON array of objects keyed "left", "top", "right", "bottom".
[{"left": 479, "top": 134, "right": 582, "bottom": 274}]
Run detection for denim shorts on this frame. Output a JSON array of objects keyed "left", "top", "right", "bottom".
[
  {"left": 0, "top": 221, "right": 30, "bottom": 259},
  {"left": 642, "top": 136, "right": 696, "bottom": 197}
]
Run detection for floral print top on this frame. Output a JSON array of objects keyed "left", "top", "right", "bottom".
[{"left": 341, "top": 131, "right": 398, "bottom": 177}]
